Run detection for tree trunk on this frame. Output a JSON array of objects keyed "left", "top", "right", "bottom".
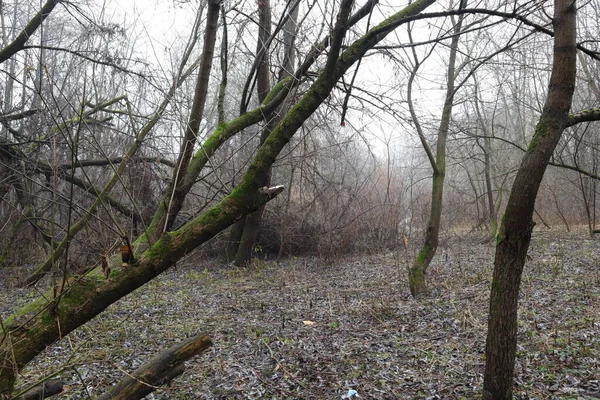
[
  {"left": 484, "top": 136, "right": 498, "bottom": 240},
  {"left": 147, "top": 0, "right": 221, "bottom": 241},
  {"left": 13, "top": 379, "right": 64, "bottom": 400},
  {"left": 474, "top": 85, "right": 499, "bottom": 241},
  {"left": 228, "top": 0, "right": 273, "bottom": 266},
  {"left": 482, "top": 0, "right": 577, "bottom": 398},
  {"left": 0, "top": 184, "right": 284, "bottom": 396},
  {"left": 230, "top": 0, "right": 300, "bottom": 267},
  {"left": 409, "top": 170, "right": 443, "bottom": 296},
  {"left": 226, "top": 217, "right": 245, "bottom": 263},
  {"left": 409, "top": 0, "right": 465, "bottom": 297}
]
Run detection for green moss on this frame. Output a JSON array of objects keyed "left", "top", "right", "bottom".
[
  {"left": 414, "top": 245, "right": 432, "bottom": 267},
  {"left": 3, "top": 295, "right": 49, "bottom": 327},
  {"left": 61, "top": 277, "right": 102, "bottom": 306},
  {"left": 143, "top": 233, "right": 174, "bottom": 262},
  {"left": 108, "top": 268, "right": 123, "bottom": 279},
  {"left": 409, "top": 245, "right": 432, "bottom": 297},
  {"left": 408, "top": 266, "right": 426, "bottom": 297},
  {"left": 4, "top": 276, "right": 103, "bottom": 333},
  {"left": 527, "top": 121, "right": 549, "bottom": 152},
  {"left": 262, "top": 76, "right": 292, "bottom": 105}
]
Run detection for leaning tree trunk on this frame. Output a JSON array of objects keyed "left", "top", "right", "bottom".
[
  {"left": 408, "top": 0, "right": 465, "bottom": 297},
  {"left": 482, "top": 0, "right": 576, "bottom": 398}
]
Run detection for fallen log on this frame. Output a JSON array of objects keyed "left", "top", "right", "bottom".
[
  {"left": 97, "top": 334, "right": 212, "bottom": 400},
  {"left": 14, "top": 378, "right": 63, "bottom": 400}
]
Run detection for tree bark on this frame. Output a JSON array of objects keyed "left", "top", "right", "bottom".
[
  {"left": 473, "top": 80, "right": 499, "bottom": 241},
  {"left": 227, "top": 0, "right": 273, "bottom": 265},
  {"left": 230, "top": 0, "right": 301, "bottom": 267},
  {"left": 13, "top": 378, "right": 63, "bottom": 400},
  {"left": 150, "top": 0, "right": 221, "bottom": 240},
  {"left": 0, "top": 0, "right": 60, "bottom": 64},
  {"left": 483, "top": 0, "right": 577, "bottom": 398},
  {"left": 97, "top": 334, "right": 212, "bottom": 400},
  {"left": 0, "top": 184, "right": 284, "bottom": 396}
]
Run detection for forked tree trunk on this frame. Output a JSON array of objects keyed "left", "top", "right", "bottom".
[
  {"left": 228, "top": 0, "right": 273, "bottom": 266},
  {"left": 483, "top": 0, "right": 577, "bottom": 398},
  {"left": 474, "top": 83, "right": 499, "bottom": 241},
  {"left": 146, "top": 0, "right": 221, "bottom": 242}
]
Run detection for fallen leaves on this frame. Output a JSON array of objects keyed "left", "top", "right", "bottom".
[{"left": 2, "top": 231, "right": 599, "bottom": 399}]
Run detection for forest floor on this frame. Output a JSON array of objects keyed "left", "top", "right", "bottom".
[{"left": 2, "top": 230, "right": 600, "bottom": 399}]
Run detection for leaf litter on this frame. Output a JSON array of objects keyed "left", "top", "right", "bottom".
[{"left": 1, "top": 231, "right": 599, "bottom": 399}]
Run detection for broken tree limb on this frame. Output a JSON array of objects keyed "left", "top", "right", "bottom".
[
  {"left": 14, "top": 378, "right": 63, "bottom": 400},
  {"left": 97, "top": 334, "right": 212, "bottom": 400}
]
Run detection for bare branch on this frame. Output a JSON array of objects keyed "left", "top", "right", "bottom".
[{"left": 0, "top": 0, "right": 61, "bottom": 64}]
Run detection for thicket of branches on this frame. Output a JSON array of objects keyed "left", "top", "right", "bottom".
[{"left": 1, "top": 1, "right": 599, "bottom": 270}]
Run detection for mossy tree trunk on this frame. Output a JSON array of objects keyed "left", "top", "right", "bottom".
[
  {"left": 0, "top": 0, "right": 438, "bottom": 395},
  {"left": 408, "top": 0, "right": 465, "bottom": 297},
  {"left": 146, "top": 0, "right": 220, "bottom": 242},
  {"left": 229, "top": 0, "right": 299, "bottom": 267},
  {"left": 227, "top": 0, "right": 273, "bottom": 266},
  {"left": 0, "top": 180, "right": 285, "bottom": 396},
  {"left": 483, "top": 0, "right": 577, "bottom": 397}
]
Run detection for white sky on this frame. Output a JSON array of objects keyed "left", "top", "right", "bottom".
[{"left": 76, "top": 0, "right": 452, "bottom": 161}]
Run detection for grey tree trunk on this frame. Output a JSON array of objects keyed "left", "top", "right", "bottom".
[{"left": 230, "top": 0, "right": 299, "bottom": 266}]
